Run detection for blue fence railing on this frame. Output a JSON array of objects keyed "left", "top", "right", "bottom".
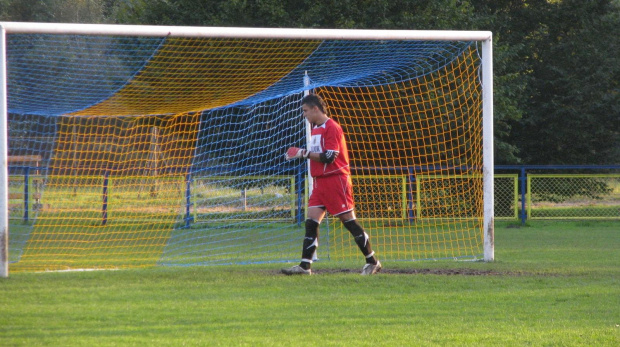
[{"left": 8, "top": 165, "right": 619, "bottom": 226}]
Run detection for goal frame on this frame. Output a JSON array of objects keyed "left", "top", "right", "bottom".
[{"left": 0, "top": 22, "right": 494, "bottom": 277}]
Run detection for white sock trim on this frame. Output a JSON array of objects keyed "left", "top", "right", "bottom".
[
  {"left": 365, "top": 251, "right": 375, "bottom": 259},
  {"left": 304, "top": 237, "right": 318, "bottom": 249},
  {"left": 301, "top": 258, "right": 313, "bottom": 263}
]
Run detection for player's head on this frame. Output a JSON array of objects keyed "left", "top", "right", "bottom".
[
  {"left": 301, "top": 94, "right": 328, "bottom": 124},
  {"left": 301, "top": 94, "right": 327, "bottom": 114}
]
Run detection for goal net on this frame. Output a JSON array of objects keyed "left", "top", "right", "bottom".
[{"left": 0, "top": 24, "right": 493, "bottom": 273}]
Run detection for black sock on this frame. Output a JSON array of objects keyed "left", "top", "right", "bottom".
[
  {"left": 343, "top": 219, "right": 377, "bottom": 264},
  {"left": 300, "top": 219, "right": 319, "bottom": 269}
]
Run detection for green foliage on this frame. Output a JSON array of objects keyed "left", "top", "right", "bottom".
[
  {"left": 507, "top": 0, "right": 620, "bottom": 165},
  {"left": 111, "top": 0, "right": 476, "bottom": 29},
  {"left": 2, "top": 0, "right": 618, "bottom": 165},
  {"left": 488, "top": 41, "right": 528, "bottom": 164},
  {"left": 0, "top": 0, "right": 116, "bottom": 23},
  {"left": 0, "top": 0, "right": 7, "bottom": 19},
  {"left": 452, "top": 0, "right": 618, "bottom": 165}
]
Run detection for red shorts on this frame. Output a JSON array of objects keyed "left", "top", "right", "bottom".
[{"left": 308, "top": 174, "right": 355, "bottom": 216}]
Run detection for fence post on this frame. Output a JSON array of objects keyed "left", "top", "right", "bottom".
[
  {"left": 184, "top": 173, "right": 192, "bottom": 228},
  {"left": 408, "top": 167, "right": 415, "bottom": 222},
  {"left": 102, "top": 171, "right": 109, "bottom": 226},
  {"left": 23, "top": 167, "right": 29, "bottom": 222},
  {"left": 295, "top": 167, "right": 304, "bottom": 226},
  {"left": 520, "top": 167, "right": 527, "bottom": 225}
]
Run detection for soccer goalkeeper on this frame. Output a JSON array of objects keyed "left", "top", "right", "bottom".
[{"left": 282, "top": 94, "right": 382, "bottom": 275}]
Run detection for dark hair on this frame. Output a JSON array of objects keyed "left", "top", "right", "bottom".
[{"left": 301, "top": 94, "right": 327, "bottom": 114}]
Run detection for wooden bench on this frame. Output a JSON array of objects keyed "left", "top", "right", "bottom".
[{"left": 8, "top": 155, "right": 42, "bottom": 166}]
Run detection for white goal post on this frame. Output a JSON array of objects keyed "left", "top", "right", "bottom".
[{"left": 0, "top": 22, "right": 493, "bottom": 277}]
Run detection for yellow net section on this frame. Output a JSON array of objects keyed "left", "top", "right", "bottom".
[
  {"left": 70, "top": 38, "right": 320, "bottom": 116},
  {"left": 12, "top": 113, "right": 199, "bottom": 271},
  {"left": 320, "top": 46, "right": 483, "bottom": 260}
]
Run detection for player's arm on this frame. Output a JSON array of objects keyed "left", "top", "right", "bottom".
[
  {"left": 284, "top": 147, "right": 309, "bottom": 160},
  {"left": 284, "top": 147, "right": 338, "bottom": 163},
  {"left": 285, "top": 123, "right": 341, "bottom": 162},
  {"left": 314, "top": 150, "right": 339, "bottom": 163}
]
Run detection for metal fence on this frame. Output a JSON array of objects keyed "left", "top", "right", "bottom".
[
  {"left": 496, "top": 165, "right": 620, "bottom": 224},
  {"left": 8, "top": 165, "right": 620, "bottom": 224}
]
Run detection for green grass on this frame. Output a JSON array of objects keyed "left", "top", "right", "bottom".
[
  {"left": 529, "top": 205, "right": 620, "bottom": 218},
  {"left": 1, "top": 221, "right": 619, "bottom": 346}
]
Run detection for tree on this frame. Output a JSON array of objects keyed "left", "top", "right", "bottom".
[
  {"left": 512, "top": 0, "right": 620, "bottom": 164},
  {"left": 112, "top": 0, "right": 477, "bottom": 29},
  {"left": 0, "top": 0, "right": 116, "bottom": 23},
  {"left": 5, "top": 0, "right": 617, "bottom": 165}
]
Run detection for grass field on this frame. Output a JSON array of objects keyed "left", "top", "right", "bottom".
[{"left": 1, "top": 220, "right": 618, "bottom": 346}]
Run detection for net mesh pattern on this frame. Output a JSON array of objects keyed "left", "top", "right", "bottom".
[{"left": 6, "top": 34, "right": 483, "bottom": 271}]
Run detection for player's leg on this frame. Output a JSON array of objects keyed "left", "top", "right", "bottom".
[
  {"left": 299, "top": 207, "right": 325, "bottom": 269},
  {"left": 340, "top": 212, "right": 382, "bottom": 275},
  {"left": 282, "top": 180, "right": 326, "bottom": 275},
  {"left": 338, "top": 211, "right": 379, "bottom": 266},
  {"left": 281, "top": 207, "right": 325, "bottom": 275},
  {"left": 329, "top": 175, "right": 381, "bottom": 275}
]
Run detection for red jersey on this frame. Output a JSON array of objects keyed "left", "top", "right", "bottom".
[{"left": 308, "top": 118, "right": 350, "bottom": 177}]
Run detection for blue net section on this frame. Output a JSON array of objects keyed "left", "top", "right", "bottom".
[
  {"left": 160, "top": 93, "right": 307, "bottom": 265},
  {"left": 6, "top": 34, "right": 472, "bottom": 115},
  {"left": 233, "top": 40, "right": 472, "bottom": 107},
  {"left": 7, "top": 35, "right": 164, "bottom": 116}
]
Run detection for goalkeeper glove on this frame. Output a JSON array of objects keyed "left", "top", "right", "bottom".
[{"left": 285, "top": 147, "right": 309, "bottom": 160}]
